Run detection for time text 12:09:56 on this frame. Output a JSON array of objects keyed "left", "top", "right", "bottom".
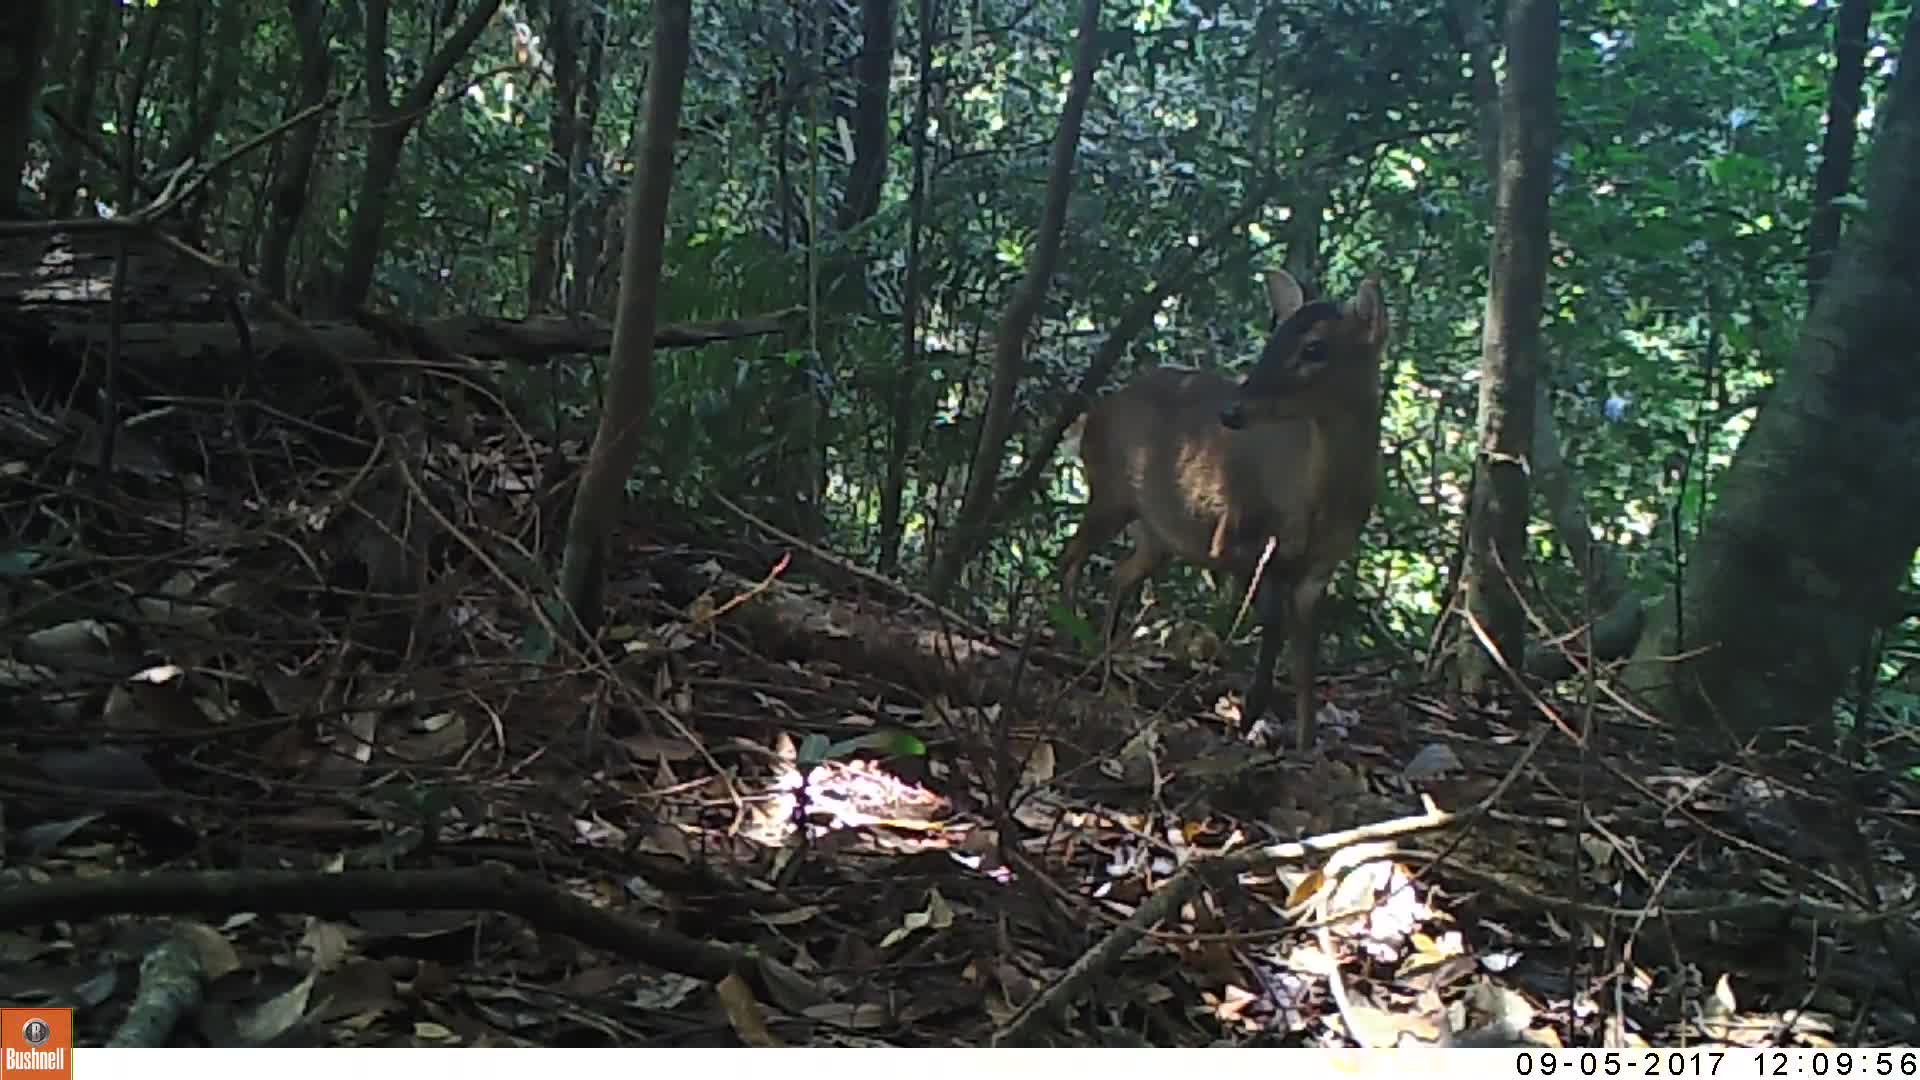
[{"left": 1513, "top": 1050, "right": 1920, "bottom": 1078}]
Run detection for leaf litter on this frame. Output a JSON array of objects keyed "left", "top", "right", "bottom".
[{"left": 0, "top": 348, "right": 1914, "bottom": 1049}]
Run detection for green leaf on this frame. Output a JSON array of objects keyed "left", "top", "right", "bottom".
[
  {"left": 827, "top": 730, "right": 928, "bottom": 760},
  {"left": 797, "top": 732, "right": 833, "bottom": 769}
]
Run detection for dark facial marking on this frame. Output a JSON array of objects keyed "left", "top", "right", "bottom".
[
  {"left": 1246, "top": 300, "right": 1342, "bottom": 394},
  {"left": 1272, "top": 299, "right": 1341, "bottom": 337}
]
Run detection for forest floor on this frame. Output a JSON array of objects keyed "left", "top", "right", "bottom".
[{"left": 1, "top": 238, "right": 1917, "bottom": 1048}]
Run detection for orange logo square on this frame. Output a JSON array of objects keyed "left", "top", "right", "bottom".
[{"left": 0, "top": 1009, "right": 71, "bottom": 1080}]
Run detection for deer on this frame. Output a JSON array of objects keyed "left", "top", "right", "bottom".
[{"left": 1056, "top": 267, "right": 1390, "bottom": 752}]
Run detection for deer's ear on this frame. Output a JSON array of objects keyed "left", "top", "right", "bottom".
[
  {"left": 1351, "top": 278, "right": 1390, "bottom": 347},
  {"left": 1263, "top": 269, "right": 1306, "bottom": 324}
]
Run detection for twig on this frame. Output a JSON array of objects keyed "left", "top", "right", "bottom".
[
  {"left": 1457, "top": 605, "right": 1869, "bottom": 907},
  {"left": 0, "top": 99, "right": 342, "bottom": 238},
  {"left": 709, "top": 491, "right": 1013, "bottom": 649},
  {"left": 992, "top": 805, "right": 1456, "bottom": 1045},
  {"left": 705, "top": 551, "right": 792, "bottom": 622},
  {"left": 0, "top": 864, "right": 821, "bottom": 1006}
]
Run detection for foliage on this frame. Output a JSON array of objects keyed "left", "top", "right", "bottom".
[{"left": 18, "top": 0, "right": 1919, "bottom": 692}]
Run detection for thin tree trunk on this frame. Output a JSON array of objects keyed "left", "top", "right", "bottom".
[
  {"left": 261, "top": 0, "right": 334, "bottom": 302},
  {"left": 332, "top": 0, "right": 505, "bottom": 314},
  {"left": 528, "top": 0, "right": 579, "bottom": 313},
  {"left": 1448, "top": 0, "right": 1638, "bottom": 680},
  {"left": 557, "top": 0, "right": 691, "bottom": 638},
  {"left": 1806, "top": 0, "right": 1873, "bottom": 307},
  {"left": 837, "top": 0, "right": 896, "bottom": 231},
  {"left": 877, "top": 0, "right": 936, "bottom": 575},
  {"left": 809, "top": 0, "right": 896, "bottom": 551},
  {"left": 564, "top": 3, "right": 609, "bottom": 314},
  {"left": 1457, "top": 0, "right": 1559, "bottom": 695},
  {"left": 926, "top": 0, "right": 1105, "bottom": 601},
  {"left": 592, "top": 107, "right": 644, "bottom": 313}
]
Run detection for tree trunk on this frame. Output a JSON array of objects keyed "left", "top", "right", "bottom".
[
  {"left": 331, "top": 0, "right": 505, "bottom": 314},
  {"left": 1806, "top": 0, "right": 1873, "bottom": 308},
  {"left": 1457, "top": 0, "right": 1559, "bottom": 695},
  {"left": 0, "top": 0, "right": 51, "bottom": 217},
  {"left": 1624, "top": 6, "right": 1920, "bottom": 751},
  {"left": 564, "top": 3, "right": 609, "bottom": 315},
  {"left": 261, "top": 0, "right": 334, "bottom": 302},
  {"left": 776, "top": 0, "right": 896, "bottom": 546},
  {"left": 837, "top": 0, "right": 896, "bottom": 233},
  {"left": 591, "top": 108, "right": 645, "bottom": 314},
  {"left": 829, "top": 0, "right": 897, "bottom": 553},
  {"left": 1447, "top": 0, "right": 1638, "bottom": 680},
  {"left": 528, "top": 0, "right": 580, "bottom": 314},
  {"left": 877, "top": 0, "right": 936, "bottom": 576},
  {"left": 336, "top": 131, "right": 407, "bottom": 310},
  {"left": 557, "top": 0, "right": 691, "bottom": 639},
  {"left": 925, "top": 0, "right": 1104, "bottom": 601}
]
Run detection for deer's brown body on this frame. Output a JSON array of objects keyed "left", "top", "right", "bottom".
[{"left": 1058, "top": 269, "right": 1390, "bottom": 751}]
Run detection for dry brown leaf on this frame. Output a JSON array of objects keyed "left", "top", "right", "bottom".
[
  {"left": 755, "top": 905, "right": 823, "bottom": 928},
  {"left": 628, "top": 972, "right": 702, "bottom": 1010},
  {"left": 386, "top": 712, "right": 468, "bottom": 764},
  {"left": 1700, "top": 971, "right": 1738, "bottom": 1042},
  {"left": 412, "top": 1020, "right": 459, "bottom": 1044},
  {"left": 1283, "top": 941, "right": 1339, "bottom": 976},
  {"left": 1286, "top": 867, "right": 1327, "bottom": 908},
  {"left": 1340, "top": 1002, "right": 1442, "bottom": 1046},
  {"left": 1203, "top": 983, "right": 1260, "bottom": 1030},
  {"left": 686, "top": 591, "right": 718, "bottom": 623},
  {"left": 172, "top": 921, "right": 240, "bottom": 980},
  {"left": 310, "top": 708, "right": 380, "bottom": 786},
  {"left": 637, "top": 823, "right": 693, "bottom": 861},
  {"left": 992, "top": 960, "right": 1037, "bottom": 1007},
  {"left": 756, "top": 958, "right": 827, "bottom": 1012},
  {"left": 880, "top": 887, "right": 955, "bottom": 948},
  {"left": 716, "top": 972, "right": 782, "bottom": 1047},
  {"left": 236, "top": 970, "right": 318, "bottom": 1046},
  {"left": 559, "top": 965, "right": 626, "bottom": 997},
  {"left": 1528, "top": 1025, "right": 1566, "bottom": 1048},
  {"left": 1019, "top": 740, "right": 1056, "bottom": 785}
]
